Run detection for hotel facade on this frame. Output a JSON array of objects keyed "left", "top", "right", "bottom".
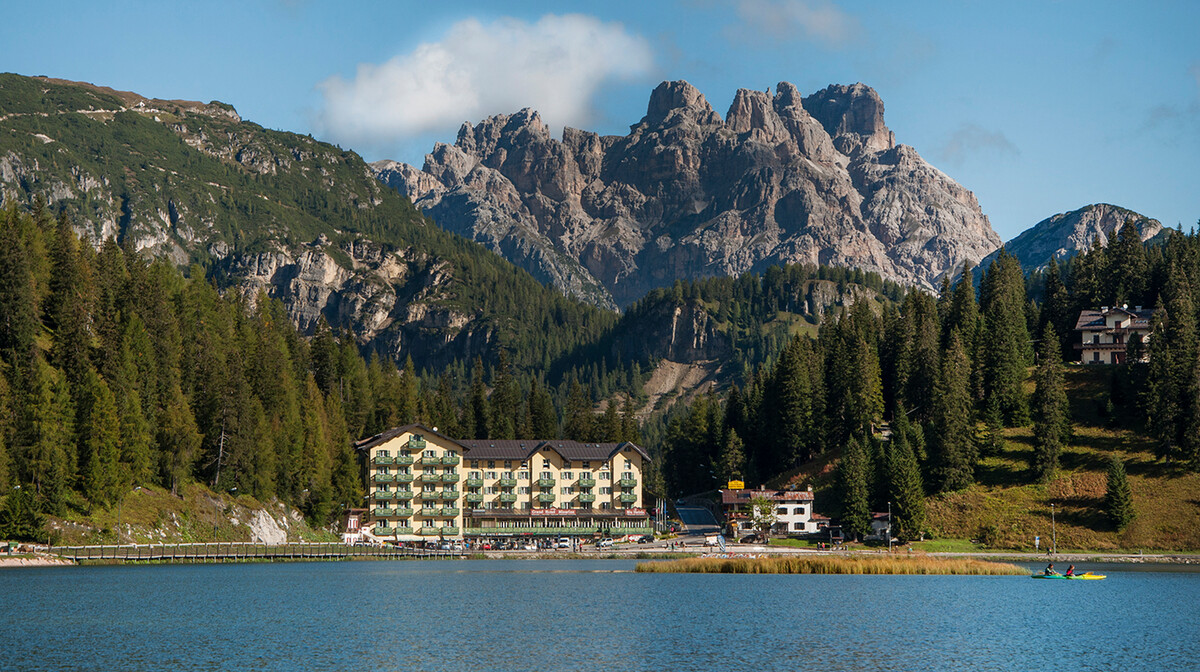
[{"left": 355, "top": 424, "right": 653, "bottom": 542}]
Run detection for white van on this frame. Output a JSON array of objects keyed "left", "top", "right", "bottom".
[{"left": 557, "top": 537, "right": 571, "bottom": 549}]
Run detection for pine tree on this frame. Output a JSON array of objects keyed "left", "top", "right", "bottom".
[
  {"left": 562, "top": 378, "right": 594, "bottom": 441},
  {"left": 1039, "top": 258, "right": 1073, "bottom": 360},
  {"left": 980, "top": 248, "right": 1032, "bottom": 424},
  {"left": 887, "top": 406, "right": 926, "bottom": 541},
  {"left": 837, "top": 435, "right": 872, "bottom": 541},
  {"left": 79, "top": 369, "right": 123, "bottom": 507},
  {"left": 930, "top": 331, "right": 975, "bottom": 492},
  {"left": 1030, "top": 324, "right": 1071, "bottom": 481},
  {"left": 468, "top": 358, "right": 489, "bottom": 440},
  {"left": 0, "top": 208, "right": 39, "bottom": 365},
  {"left": 1105, "top": 220, "right": 1149, "bottom": 307},
  {"left": 715, "top": 428, "right": 746, "bottom": 484},
  {"left": 1103, "top": 456, "right": 1135, "bottom": 532}
]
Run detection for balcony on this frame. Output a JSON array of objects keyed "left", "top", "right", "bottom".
[
  {"left": 440, "top": 491, "right": 459, "bottom": 501},
  {"left": 372, "top": 526, "right": 394, "bottom": 536},
  {"left": 418, "top": 456, "right": 442, "bottom": 466},
  {"left": 373, "top": 507, "right": 394, "bottom": 517},
  {"left": 395, "top": 474, "right": 414, "bottom": 483},
  {"left": 394, "top": 455, "right": 414, "bottom": 466},
  {"left": 536, "top": 493, "right": 556, "bottom": 503},
  {"left": 619, "top": 494, "right": 638, "bottom": 503},
  {"left": 577, "top": 478, "right": 596, "bottom": 488},
  {"left": 442, "top": 507, "right": 460, "bottom": 517},
  {"left": 393, "top": 507, "right": 414, "bottom": 517},
  {"left": 497, "top": 478, "right": 518, "bottom": 487},
  {"left": 465, "top": 493, "right": 484, "bottom": 504},
  {"left": 536, "top": 478, "right": 556, "bottom": 488},
  {"left": 394, "top": 526, "right": 414, "bottom": 535},
  {"left": 441, "top": 456, "right": 460, "bottom": 466},
  {"left": 442, "top": 526, "right": 460, "bottom": 536},
  {"left": 577, "top": 494, "right": 596, "bottom": 503},
  {"left": 417, "top": 527, "right": 441, "bottom": 536},
  {"left": 442, "top": 474, "right": 460, "bottom": 483},
  {"left": 619, "top": 479, "right": 638, "bottom": 488},
  {"left": 419, "top": 491, "right": 440, "bottom": 501},
  {"left": 419, "top": 474, "right": 442, "bottom": 483},
  {"left": 498, "top": 493, "right": 518, "bottom": 503},
  {"left": 419, "top": 507, "right": 443, "bottom": 517},
  {"left": 372, "top": 491, "right": 395, "bottom": 501},
  {"left": 394, "top": 490, "right": 414, "bottom": 500},
  {"left": 371, "top": 473, "right": 395, "bottom": 484},
  {"left": 407, "top": 438, "right": 427, "bottom": 451},
  {"left": 465, "top": 478, "right": 484, "bottom": 488},
  {"left": 371, "top": 455, "right": 395, "bottom": 466}
]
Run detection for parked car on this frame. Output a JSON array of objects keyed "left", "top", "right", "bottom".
[
  {"left": 595, "top": 538, "right": 614, "bottom": 549},
  {"left": 522, "top": 543, "right": 537, "bottom": 551},
  {"left": 636, "top": 534, "right": 654, "bottom": 544},
  {"left": 557, "top": 537, "right": 571, "bottom": 549}
]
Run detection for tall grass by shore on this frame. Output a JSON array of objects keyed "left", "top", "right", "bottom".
[{"left": 635, "top": 555, "right": 1027, "bottom": 575}]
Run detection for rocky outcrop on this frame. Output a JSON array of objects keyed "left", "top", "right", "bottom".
[
  {"left": 985, "top": 203, "right": 1164, "bottom": 271},
  {"left": 378, "top": 79, "right": 1001, "bottom": 306}
]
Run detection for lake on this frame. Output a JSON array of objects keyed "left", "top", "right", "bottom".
[{"left": 2, "top": 559, "right": 1198, "bottom": 671}]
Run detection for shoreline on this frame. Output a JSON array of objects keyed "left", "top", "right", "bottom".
[{"left": 0, "top": 554, "right": 75, "bottom": 568}]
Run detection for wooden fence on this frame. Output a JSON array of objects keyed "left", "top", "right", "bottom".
[{"left": 44, "top": 542, "right": 459, "bottom": 563}]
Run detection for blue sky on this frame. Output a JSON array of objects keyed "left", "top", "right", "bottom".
[{"left": 3, "top": 1, "right": 1198, "bottom": 241}]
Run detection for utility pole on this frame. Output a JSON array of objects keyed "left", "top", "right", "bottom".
[
  {"left": 1051, "top": 503, "right": 1056, "bottom": 556},
  {"left": 887, "top": 500, "right": 892, "bottom": 552}
]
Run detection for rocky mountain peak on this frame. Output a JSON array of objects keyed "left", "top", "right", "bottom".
[
  {"left": 987, "top": 203, "right": 1164, "bottom": 272},
  {"left": 725, "top": 88, "right": 788, "bottom": 142},
  {"left": 802, "top": 82, "right": 894, "bottom": 155},
  {"left": 642, "top": 80, "right": 721, "bottom": 127}
]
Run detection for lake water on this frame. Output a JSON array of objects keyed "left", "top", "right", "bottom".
[{"left": 2, "top": 559, "right": 1198, "bottom": 671}]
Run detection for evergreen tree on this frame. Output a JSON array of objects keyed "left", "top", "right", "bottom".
[
  {"left": 980, "top": 248, "right": 1032, "bottom": 424},
  {"left": 526, "top": 378, "right": 558, "bottom": 438},
  {"left": 488, "top": 351, "right": 520, "bottom": 440},
  {"left": 562, "top": 378, "right": 594, "bottom": 441},
  {"left": 887, "top": 405, "right": 926, "bottom": 541},
  {"left": 715, "top": 428, "right": 746, "bottom": 484},
  {"left": 1103, "top": 456, "right": 1135, "bottom": 532},
  {"left": 78, "top": 369, "right": 123, "bottom": 507},
  {"left": 837, "top": 436, "right": 872, "bottom": 541},
  {"left": 1039, "top": 257, "right": 1074, "bottom": 360},
  {"left": 467, "top": 358, "right": 489, "bottom": 440},
  {"left": 1105, "top": 220, "right": 1149, "bottom": 307},
  {"left": 930, "top": 331, "right": 975, "bottom": 492},
  {"left": 0, "top": 208, "right": 39, "bottom": 364},
  {"left": 1030, "top": 324, "right": 1071, "bottom": 481}
]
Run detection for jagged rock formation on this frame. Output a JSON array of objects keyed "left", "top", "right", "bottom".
[
  {"left": 985, "top": 203, "right": 1164, "bottom": 271},
  {"left": 376, "top": 80, "right": 1002, "bottom": 307}
]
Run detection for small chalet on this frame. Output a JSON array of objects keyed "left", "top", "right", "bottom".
[
  {"left": 719, "top": 487, "right": 823, "bottom": 537},
  {"left": 1075, "top": 305, "right": 1154, "bottom": 365}
]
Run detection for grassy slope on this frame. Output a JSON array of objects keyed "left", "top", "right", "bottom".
[{"left": 926, "top": 366, "right": 1200, "bottom": 552}]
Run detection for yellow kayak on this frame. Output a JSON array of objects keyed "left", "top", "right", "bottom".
[{"left": 1031, "top": 572, "right": 1106, "bottom": 580}]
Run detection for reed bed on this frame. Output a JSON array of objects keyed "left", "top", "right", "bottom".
[{"left": 634, "top": 554, "right": 1027, "bottom": 575}]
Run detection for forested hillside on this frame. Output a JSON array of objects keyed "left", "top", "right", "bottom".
[{"left": 658, "top": 221, "right": 1200, "bottom": 548}]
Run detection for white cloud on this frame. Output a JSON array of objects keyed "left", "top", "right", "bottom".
[
  {"left": 939, "top": 124, "right": 1019, "bottom": 167},
  {"left": 316, "top": 14, "right": 653, "bottom": 150},
  {"left": 734, "top": 0, "right": 859, "bottom": 47}
]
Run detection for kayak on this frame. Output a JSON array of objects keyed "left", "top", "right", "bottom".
[{"left": 1031, "top": 572, "right": 1106, "bottom": 580}]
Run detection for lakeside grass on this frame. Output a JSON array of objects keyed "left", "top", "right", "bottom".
[{"left": 634, "top": 555, "right": 1027, "bottom": 575}]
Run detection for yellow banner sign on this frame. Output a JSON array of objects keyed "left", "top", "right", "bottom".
[{"left": 728, "top": 480, "right": 745, "bottom": 490}]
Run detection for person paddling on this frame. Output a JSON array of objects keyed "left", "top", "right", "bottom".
[
  {"left": 1044, "top": 562, "right": 1059, "bottom": 576},
  {"left": 1064, "top": 564, "right": 1076, "bottom": 577}
]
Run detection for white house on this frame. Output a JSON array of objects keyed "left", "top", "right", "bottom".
[
  {"left": 720, "top": 487, "right": 824, "bottom": 537},
  {"left": 1075, "top": 305, "right": 1154, "bottom": 365}
]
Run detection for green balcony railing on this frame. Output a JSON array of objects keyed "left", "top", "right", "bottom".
[
  {"left": 465, "top": 478, "right": 484, "bottom": 488},
  {"left": 440, "top": 491, "right": 459, "bottom": 501},
  {"left": 372, "top": 491, "right": 395, "bottom": 501},
  {"left": 498, "top": 478, "right": 517, "bottom": 487},
  {"left": 577, "top": 494, "right": 596, "bottom": 503},
  {"left": 442, "top": 474, "right": 460, "bottom": 483},
  {"left": 394, "top": 455, "right": 415, "bottom": 466},
  {"left": 417, "top": 527, "right": 441, "bottom": 536},
  {"left": 441, "top": 508, "right": 460, "bottom": 517},
  {"left": 465, "top": 493, "right": 484, "bottom": 503},
  {"left": 441, "top": 456, "right": 460, "bottom": 466},
  {"left": 372, "top": 526, "right": 394, "bottom": 536},
  {"left": 393, "top": 507, "right": 414, "bottom": 517},
  {"left": 419, "top": 474, "right": 442, "bottom": 483},
  {"left": 418, "top": 456, "right": 441, "bottom": 466},
  {"left": 373, "top": 507, "right": 394, "bottom": 517},
  {"left": 577, "top": 478, "right": 596, "bottom": 488},
  {"left": 536, "top": 478, "right": 556, "bottom": 488},
  {"left": 419, "top": 491, "right": 440, "bottom": 500},
  {"left": 419, "top": 507, "right": 442, "bottom": 517},
  {"left": 407, "top": 438, "right": 427, "bottom": 451},
  {"left": 498, "top": 493, "right": 518, "bottom": 503},
  {"left": 372, "top": 473, "right": 396, "bottom": 484},
  {"left": 394, "top": 526, "right": 414, "bottom": 535},
  {"left": 536, "top": 493, "right": 556, "bottom": 503},
  {"left": 372, "top": 455, "right": 395, "bottom": 466},
  {"left": 394, "top": 489, "right": 414, "bottom": 500},
  {"left": 619, "top": 479, "right": 638, "bottom": 488},
  {"left": 442, "top": 526, "right": 460, "bottom": 536},
  {"left": 619, "top": 494, "right": 638, "bottom": 503},
  {"left": 395, "top": 474, "right": 414, "bottom": 483}
]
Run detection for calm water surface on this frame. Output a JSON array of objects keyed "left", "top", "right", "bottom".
[{"left": 2, "top": 559, "right": 1198, "bottom": 671}]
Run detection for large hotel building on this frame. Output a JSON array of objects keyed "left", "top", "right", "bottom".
[{"left": 355, "top": 424, "right": 652, "bottom": 542}]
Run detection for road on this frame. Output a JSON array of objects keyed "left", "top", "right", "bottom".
[{"left": 675, "top": 505, "right": 720, "bottom": 538}]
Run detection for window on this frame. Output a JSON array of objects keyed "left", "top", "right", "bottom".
[
  {"left": 794, "top": 522, "right": 806, "bottom": 531},
  {"left": 562, "top": 471, "right": 573, "bottom": 480},
  {"left": 504, "top": 460, "right": 512, "bottom": 468},
  {"left": 777, "top": 508, "right": 788, "bottom": 516},
  {"left": 600, "top": 502, "right": 611, "bottom": 510},
  {"left": 794, "top": 507, "right": 806, "bottom": 515},
  {"left": 519, "top": 486, "right": 530, "bottom": 494},
  {"left": 485, "top": 486, "right": 496, "bottom": 494},
  {"left": 379, "top": 450, "right": 389, "bottom": 457},
  {"left": 540, "top": 471, "right": 554, "bottom": 480},
  {"left": 470, "top": 471, "right": 481, "bottom": 479},
  {"left": 600, "top": 472, "right": 611, "bottom": 480},
  {"left": 621, "top": 471, "right": 634, "bottom": 480},
  {"left": 582, "top": 461, "right": 590, "bottom": 469},
  {"left": 487, "top": 461, "right": 496, "bottom": 468},
  {"left": 560, "top": 487, "right": 571, "bottom": 495},
  {"left": 600, "top": 487, "right": 612, "bottom": 495},
  {"left": 520, "top": 502, "right": 532, "bottom": 510},
  {"left": 378, "top": 467, "right": 389, "bottom": 474},
  {"left": 502, "top": 471, "right": 513, "bottom": 479},
  {"left": 424, "top": 449, "right": 436, "bottom": 458},
  {"left": 424, "top": 467, "right": 436, "bottom": 475},
  {"left": 518, "top": 471, "right": 529, "bottom": 480},
  {"left": 486, "top": 471, "right": 497, "bottom": 479},
  {"left": 471, "top": 460, "right": 479, "bottom": 468}
]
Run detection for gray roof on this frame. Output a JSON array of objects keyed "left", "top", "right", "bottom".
[{"left": 355, "top": 425, "right": 650, "bottom": 462}]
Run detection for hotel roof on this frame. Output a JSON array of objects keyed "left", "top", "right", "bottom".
[{"left": 354, "top": 424, "right": 650, "bottom": 461}]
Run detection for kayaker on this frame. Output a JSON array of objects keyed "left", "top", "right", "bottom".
[
  {"left": 1044, "top": 562, "right": 1059, "bottom": 576},
  {"left": 1065, "top": 564, "right": 1076, "bottom": 577}
]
